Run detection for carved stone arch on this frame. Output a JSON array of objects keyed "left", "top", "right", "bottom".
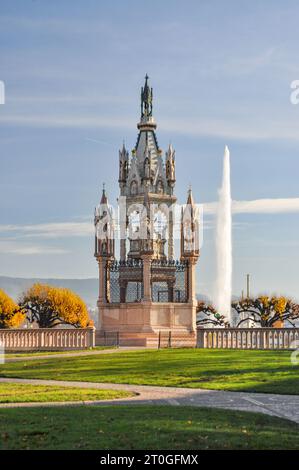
[
  {"left": 153, "top": 204, "right": 169, "bottom": 242},
  {"left": 127, "top": 159, "right": 141, "bottom": 189},
  {"left": 127, "top": 203, "right": 147, "bottom": 240},
  {"left": 127, "top": 202, "right": 145, "bottom": 218},
  {"left": 154, "top": 202, "right": 170, "bottom": 218}
]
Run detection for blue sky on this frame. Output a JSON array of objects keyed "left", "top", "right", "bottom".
[{"left": 0, "top": 0, "right": 299, "bottom": 301}]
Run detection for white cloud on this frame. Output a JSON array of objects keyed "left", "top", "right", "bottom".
[
  {"left": 197, "top": 48, "right": 277, "bottom": 78},
  {"left": 0, "top": 197, "right": 296, "bottom": 259},
  {"left": 0, "top": 241, "right": 68, "bottom": 255},
  {"left": 160, "top": 117, "right": 299, "bottom": 142},
  {"left": 202, "top": 219, "right": 252, "bottom": 230},
  {"left": 0, "top": 114, "right": 134, "bottom": 130},
  {"left": 0, "top": 16, "right": 110, "bottom": 35},
  {"left": 0, "top": 222, "right": 93, "bottom": 238},
  {"left": 8, "top": 94, "right": 131, "bottom": 106},
  {"left": 3, "top": 111, "right": 299, "bottom": 143},
  {"left": 203, "top": 198, "right": 299, "bottom": 215},
  {"left": 233, "top": 198, "right": 299, "bottom": 214},
  {"left": 0, "top": 222, "right": 92, "bottom": 256},
  {"left": 0, "top": 199, "right": 298, "bottom": 244}
]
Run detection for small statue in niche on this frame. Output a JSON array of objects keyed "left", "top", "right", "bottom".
[
  {"left": 144, "top": 157, "right": 150, "bottom": 179},
  {"left": 157, "top": 180, "right": 164, "bottom": 194}
]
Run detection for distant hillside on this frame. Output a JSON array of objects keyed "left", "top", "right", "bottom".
[
  {"left": 0, "top": 276, "right": 218, "bottom": 307},
  {"left": 0, "top": 276, "right": 99, "bottom": 307}
]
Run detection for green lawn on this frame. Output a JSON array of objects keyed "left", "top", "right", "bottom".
[
  {"left": 0, "top": 383, "right": 132, "bottom": 403},
  {"left": 0, "top": 405, "right": 298, "bottom": 450},
  {"left": 1, "top": 349, "right": 298, "bottom": 394},
  {"left": 5, "top": 346, "right": 113, "bottom": 358}
]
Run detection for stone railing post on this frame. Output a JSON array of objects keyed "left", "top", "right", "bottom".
[
  {"left": 197, "top": 328, "right": 204, "bottom": 348},
  {"left": 259, "top": 330, "right": 264, "bottom": 349},
  {"left": 88, "top": 327, "right": 96, "bottom": 347}
]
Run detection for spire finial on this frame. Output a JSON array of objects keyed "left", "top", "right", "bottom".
[
  {"left": 186, "top": 185, "right": 194, "bottom": 205},
  {"left": 100, "top": 182, "right": 108, "bottom": 205},
  {"left": 141, "top": 74, "right": 153, "bottom": 119}
]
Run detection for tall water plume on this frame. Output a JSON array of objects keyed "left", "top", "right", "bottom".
[{"left": 215, "top": 145, "right": 232, "bottom": 324}]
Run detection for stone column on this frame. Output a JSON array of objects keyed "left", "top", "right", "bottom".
[
  {"left": 141, "top": 255, "right": 152, "bottom": 302},
  {"left": 97, "top": 258, "right": 106, "bottom": 304},
  {"left": 168, "top": 280, "right": 175, "bottom": 302},
  {"left": 187, "top": 258, "right": 197, "bottom": 304},
  {"left": 168, "top": 209, "right": 174, "bottom": 260},
  {"left": 120, "top": 280, "right": 127, "bottom": 303},
  {"left": 120, "top": 238, "right": 126, "bottom": 261},
  {"left": 119, "top": 196, "right": 127, "bottom": 261}
]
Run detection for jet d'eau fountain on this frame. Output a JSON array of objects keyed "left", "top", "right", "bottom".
[{"left": 215, "top": 146, "right": 232, "bottom": 325}]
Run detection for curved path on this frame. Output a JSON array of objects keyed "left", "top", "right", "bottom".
[{"left": 1, "top": 377, "right": 299, "bottom": 424}]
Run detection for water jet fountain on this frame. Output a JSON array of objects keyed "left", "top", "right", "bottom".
[{"left": 215, "top": 145, "right": 232, "bottom": 324}]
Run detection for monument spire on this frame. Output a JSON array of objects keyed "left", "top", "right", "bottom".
[
  {"left": 141, "top": 73, "right": 153, "bottom": 119},
  {"left": 94, "top": 76, "right": 199, "bottom": 348},
  {"left": 100, "top": 182, "right": 107, "bottom": 205}
]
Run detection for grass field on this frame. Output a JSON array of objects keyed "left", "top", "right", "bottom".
[
  {"left": 5, "top": 346, "right": 113, "bottom": 358},
  {"left": 0, "top": 382, "right": 132, "bottom": 403},
  {"left": 1, "top": 348, "right": 299, "bottom": 394},
  {"left": 0, "top": 405, "right": 298, "bottom": 450}
]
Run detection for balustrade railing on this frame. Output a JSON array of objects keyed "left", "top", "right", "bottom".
[
  {"left": 197, "top": 327, "right": 299, "bottom": 349},
  {"left": 0, "top": 328, "right": 95, "bottom": 351}
]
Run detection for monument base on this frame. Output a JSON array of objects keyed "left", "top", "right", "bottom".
[{"left": 96, "top": 302, "right": 197, "bottom": 348}]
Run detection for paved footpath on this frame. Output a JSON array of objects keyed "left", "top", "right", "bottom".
[{"left": 1, "top": 377, "right": 299, "bottom": 424}]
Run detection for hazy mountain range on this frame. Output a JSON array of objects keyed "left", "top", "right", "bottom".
[{"left": 0, "top": 276, "right": 212, "bottom": 307}]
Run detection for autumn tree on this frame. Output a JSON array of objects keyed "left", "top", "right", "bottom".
[
  {"left": 0, "top": 289, "right": 25, "bottom": 328},
  {"left": 20, "top": 283, "right": 90, "bottom": 328},
  {"left": 196, "top": 301, "right": 230, "bottom": 327},
  {"left": 232, "top": 296, "right": 299, "bottom": 327}
]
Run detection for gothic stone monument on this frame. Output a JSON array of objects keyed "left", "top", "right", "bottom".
[{"left": 94, "top": 76, "right": 200, "bottom": 347}]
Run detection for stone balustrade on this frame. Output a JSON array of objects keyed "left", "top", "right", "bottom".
[
  {"left": 197, "top": 327, "right": 299, "bottom": 349},
  {"left": 0, "top": 327, "right": 95, "bottom": 351}
]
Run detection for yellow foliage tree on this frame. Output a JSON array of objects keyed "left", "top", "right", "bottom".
[
  {"left": 0, "top": 289, "right": 25, "bottom": 328},
  {"left": 20, "top": 283, "right": 90, "bottom": 328},
  {"left": 196, "top": 301, "right": 230, "bottom": 327},
  {"left": 232, "top": 295, "right": 299, "bottom": 327}
]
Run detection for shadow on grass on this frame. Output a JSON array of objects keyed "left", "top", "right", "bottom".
[{"left": 0, "top": 405, "right": 299, "bottom": 450}]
